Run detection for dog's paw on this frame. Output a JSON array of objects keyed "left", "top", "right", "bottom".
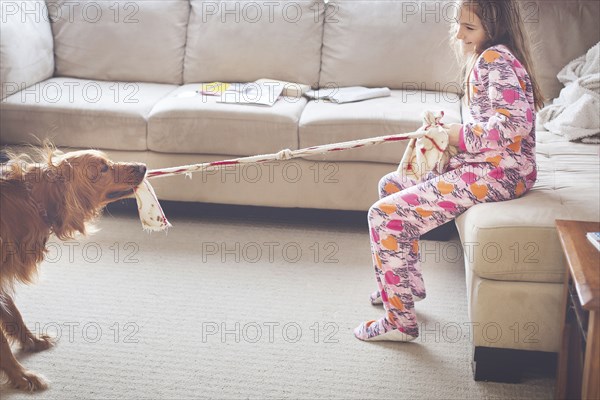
[
  {"left": 22, "top": 334, "right": 56, "bottom": 353},
  {"left": 10, "top": 370, "right": 49, "bottom": 392}
]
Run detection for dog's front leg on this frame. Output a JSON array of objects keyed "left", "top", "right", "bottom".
[
  {"left": 0, "top": 328, "right": 49, "bottom": 391},
  {"left": 0, "top": 295, "right": 55, "bottom": 353}
]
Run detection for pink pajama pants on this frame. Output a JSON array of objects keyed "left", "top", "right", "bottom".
[{"left": 368, "top": 163, "right": 530, "bottom": 338}]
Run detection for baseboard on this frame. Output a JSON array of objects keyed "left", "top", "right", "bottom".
[{"left": 472, "top": 346, "right": 558, "bottom": 383}]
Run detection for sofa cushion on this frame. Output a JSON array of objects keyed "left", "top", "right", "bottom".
[
  {"left": 147, "top": 85, "right": 306, "bottom": 155},
  {"left": 465, "top": 271, "right": 563, "bottom": 352},
  {"left": 0, "top": 0, "right": 54, "bottom": 99},
  {"left": 455, "top": 132, "right": 600, "bottom": 283},
  {"left": 184, "top": 0, "right": 323, "bottom": 86},
  {"left": 0, "top": 77, "right": 177, "bottom": 150},
  {"left": 320, "top": 0, "right": 461, "bottom": 93},
  {"left": 299, "top": 90, "right": 462, "bottom": 164},
  {"left": 49, "top": 0, "right": 189, "bottom": 85},
  {"left": 526, "top": 0, "right": 600, "bottom": 100}
]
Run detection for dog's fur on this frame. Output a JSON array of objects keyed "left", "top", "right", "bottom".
[{"left": 0, "top": 147, "right": 146, "bottom": 391}]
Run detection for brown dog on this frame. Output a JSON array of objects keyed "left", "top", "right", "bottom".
[{"left": 0, "top": 147, "right": 146, "bottom": 391}]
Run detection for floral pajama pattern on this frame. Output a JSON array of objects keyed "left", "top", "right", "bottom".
[{"left": 357, "top": 44, "right": 538, "bottom": 340}]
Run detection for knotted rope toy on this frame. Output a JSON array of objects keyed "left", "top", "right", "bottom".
[
  {"left": 134, "top": 110, "right": 455, "bottom": 232},
  {"left": 398, "top": 110, "right": 458, "bottom": 180}
]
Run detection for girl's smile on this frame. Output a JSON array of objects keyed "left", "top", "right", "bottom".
[{"left": 455, "top": 4, "right": 488, "bottom": 55}]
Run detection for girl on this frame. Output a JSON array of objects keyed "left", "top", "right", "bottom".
[{"left": 355, "top": 0, "right": 544, "bottom": 341}]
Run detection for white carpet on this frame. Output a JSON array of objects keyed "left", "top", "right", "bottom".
[{"left": 1, "top": 204, "right": 554, "bottom": 399}]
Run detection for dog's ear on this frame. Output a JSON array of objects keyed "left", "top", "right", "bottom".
[
  {"left": 29, "top": 159, "right": 83, "bottom": 239},
  {"left": 50, "top": 157, "right": 73, "bottom": 183},
  {"left": 34, "top": 163, "right": 72, "bottom": 238},
  {"left": 52, "top": 157, "right": 102, "bottom": 239}
]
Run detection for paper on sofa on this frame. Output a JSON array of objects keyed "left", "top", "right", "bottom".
[
  {"left": 304, "top": 86, "right": 391, "bottom": 104},
  {"left": 216, "top": 81, "right": 284, "bottom": 106}
]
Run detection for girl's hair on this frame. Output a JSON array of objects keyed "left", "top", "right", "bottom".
[{"left": 449, "top": 0, "right": 545, "bottom": 110}]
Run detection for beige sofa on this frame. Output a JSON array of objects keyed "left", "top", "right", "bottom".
[{"left": 1, "top": 0, "right": 599, "bottom": 382}]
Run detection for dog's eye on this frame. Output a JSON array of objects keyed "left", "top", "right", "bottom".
[{"left": 100, "top": 164, "right": 109, "bottom": 173}]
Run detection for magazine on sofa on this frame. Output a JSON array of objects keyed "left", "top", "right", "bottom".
[{"left": 198, "top": 79, "right": 310, "bottom": 106}]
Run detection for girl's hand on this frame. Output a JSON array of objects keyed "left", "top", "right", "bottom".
[{"left": 446, "top": 123, "right": 462, "bottom": 148}]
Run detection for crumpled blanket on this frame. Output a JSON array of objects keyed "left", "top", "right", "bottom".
[{"left": 537, "top": 42, "right": 600, "bottom": 143}]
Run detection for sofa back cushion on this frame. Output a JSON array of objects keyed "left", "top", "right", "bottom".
[
  {"left": 319, "top": 0, "right": 462, "bottom": 93},
  {"left": 184, "top": 0, "right": 324, "bottom": 86},
  {"left": 319, "top": 0, "right": 600, "bottom": 101},
  {"left": 49, "top": 0, "right": 190, "bottom": 84},
  {"left": 526, "top": 0, "right": 600, "bottom": 102},
  {"left": 0, "top": 0, "right": 54, "bottom": 99}
]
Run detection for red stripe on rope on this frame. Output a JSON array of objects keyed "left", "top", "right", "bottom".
[
  {"left": 425, "top": 135, "right": 446, "bottom": 153},
  {"left": 147, "top": 169, "right": 187, "bottom": 178},
  {"left": 210, "top": 160, "right": 240, "bottom": 166}
]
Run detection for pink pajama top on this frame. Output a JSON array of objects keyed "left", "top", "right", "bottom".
[{"left": 450, "top": 44, "right": 537, "bottom": 190}]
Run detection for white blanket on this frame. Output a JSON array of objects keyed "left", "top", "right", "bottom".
[{"left": 537, "top": 42, "right": 600, "bottom": 143}]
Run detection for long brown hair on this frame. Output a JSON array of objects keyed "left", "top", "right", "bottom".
[{"left": 449, "top": 0, "right": 545, "bottom": 110}]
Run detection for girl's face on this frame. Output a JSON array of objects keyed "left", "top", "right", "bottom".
[{"left": 455, "top": 4, "right": 488, "bottom": 55}]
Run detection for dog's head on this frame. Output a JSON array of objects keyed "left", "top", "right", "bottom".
[
  {"left": 52, "top": 150, "right": 147, "bottom": 207},
  {"left": 16, "top": 148, "right": 147, "bottom": 239}
]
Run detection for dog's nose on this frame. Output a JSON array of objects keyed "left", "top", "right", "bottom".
[{"left": 136, "top": 164, "right": 147, "bottom": 176}]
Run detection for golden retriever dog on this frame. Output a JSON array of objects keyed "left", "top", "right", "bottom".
[{"left": 0, "top": 147, "right": 146, "bottom": 391}]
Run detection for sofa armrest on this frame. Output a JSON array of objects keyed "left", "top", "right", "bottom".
[{"left": 0, "top": 0, "right": 54, "bottom": 100}]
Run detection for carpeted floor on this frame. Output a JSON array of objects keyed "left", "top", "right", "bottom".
[{"left": 1, "top": 202, "right": 554, "bottom": 399}]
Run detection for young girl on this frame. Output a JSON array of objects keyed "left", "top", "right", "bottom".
[{"left": 355, "top": 0, "right": 544, "bottom": 341}]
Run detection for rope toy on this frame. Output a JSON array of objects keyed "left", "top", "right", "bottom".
[
  {"left": 398, "top": 110, "right": 458, "bottom": 180},
  {"left": 134, "top": 110, "right": 454, "bottom": 232}
]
